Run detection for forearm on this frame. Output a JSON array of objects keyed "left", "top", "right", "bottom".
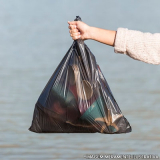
[{"left": 88, "top": 26, "right": 116, "bottom": 46}]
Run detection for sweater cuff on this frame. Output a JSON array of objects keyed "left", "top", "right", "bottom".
[{"left": 114, "top": 28, "right": 128, "bottom": 54}]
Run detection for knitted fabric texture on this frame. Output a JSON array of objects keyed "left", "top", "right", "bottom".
[{"left": 114, "top": 28, "right": 160, "bottom": 65}]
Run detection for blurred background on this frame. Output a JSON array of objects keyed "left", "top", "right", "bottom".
[{"left": 0, "top": 0, "right": 160, "bottom": 159}]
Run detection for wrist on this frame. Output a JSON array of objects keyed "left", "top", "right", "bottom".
[{"left": 87, "top": 26, "right": 94, "bottom": 40}]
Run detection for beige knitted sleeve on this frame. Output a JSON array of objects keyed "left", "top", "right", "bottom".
[{"left": 114, "top": 28, "right": 160, "bottom": 65}]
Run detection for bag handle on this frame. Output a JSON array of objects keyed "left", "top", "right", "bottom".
[{"left": 74, "top": 16, "right": 82, "bottom": 21}]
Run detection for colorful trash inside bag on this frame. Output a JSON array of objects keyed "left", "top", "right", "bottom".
[{"left": 29, "top": 16, "right": 132, "bottom": 134}]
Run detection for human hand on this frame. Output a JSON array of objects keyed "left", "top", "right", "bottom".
[{"left": 68, "top": 21, "right": 91, "bottom": 41}]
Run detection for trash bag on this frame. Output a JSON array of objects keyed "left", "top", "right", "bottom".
[{"left": 29, "top": 16, "right": 132, "bottom": 134}]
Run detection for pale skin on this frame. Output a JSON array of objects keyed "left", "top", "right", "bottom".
[{"left": 68, "top": 21, "right": 117, "bottom": 46}]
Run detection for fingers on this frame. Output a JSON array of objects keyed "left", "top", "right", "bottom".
[
  {"left": 69, "top": 28, "right": 79, "bottom": 33},
  {"left": 68, "top": 24, "right": 77, "bottom": 30},
  {"left": 70, "top": 32, "right": 81, "bottom": 40},
  {"left": 70, "top": 32, "right": 80, "bottom": 37},
  {"left": 68, "top": 21, "right": 81, "bottom": 40}
]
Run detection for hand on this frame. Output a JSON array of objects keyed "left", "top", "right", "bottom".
[{"left": 68, "top": 21, "right": 91, "bottom": 41}]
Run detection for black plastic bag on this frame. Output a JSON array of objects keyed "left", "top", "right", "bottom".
[{"left": 29, "top": 16, "right": 132, "bottom": 134}]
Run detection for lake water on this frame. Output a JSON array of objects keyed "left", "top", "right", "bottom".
[{"left": 0, "top": 0, "right": 160, "bottom": 159}]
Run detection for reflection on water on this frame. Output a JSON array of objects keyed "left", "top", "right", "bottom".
[{"left": 0, "top": 0, "right": 160, "bottom": 159}]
